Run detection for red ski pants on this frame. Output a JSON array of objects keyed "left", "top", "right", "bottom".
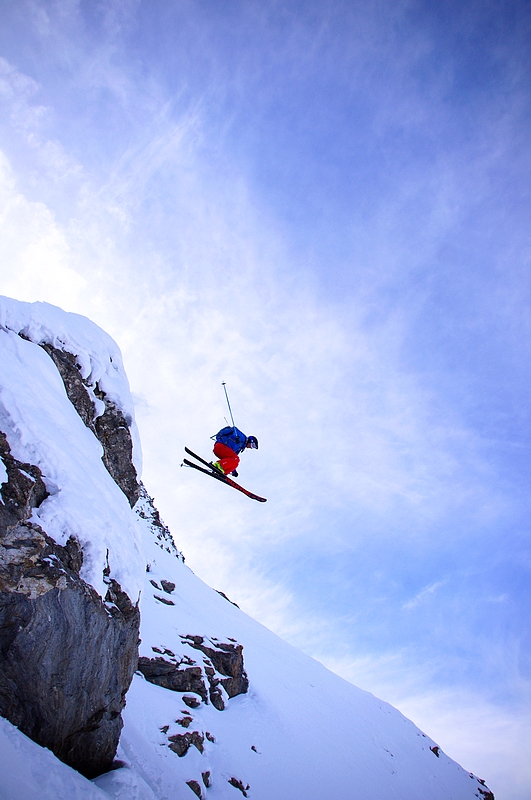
[{"left": 213, "top": 442, "right": 240, "bottom": 475}]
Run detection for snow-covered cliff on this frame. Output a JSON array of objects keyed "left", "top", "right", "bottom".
[{"left": 0, "top": 297, "right": 493, "bottom": 800}]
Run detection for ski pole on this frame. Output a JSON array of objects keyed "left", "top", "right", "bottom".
[{"left": 221, "top": 382, "right": 236, "bottom": 428}]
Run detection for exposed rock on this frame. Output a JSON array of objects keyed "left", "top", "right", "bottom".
[
  {"left": 430, "top": 746, "right": 440, "bottom": 757},
  {"left": 216, "top": 589, "right": 240, "bottom": 608},
  {"left": 93, "top": 390, "right": 139, "bottom": 507},
  {"left": 182, "top": 635, "right": 249, "bottom": 698},
  {"left": 135, "top": 485, "right": 183, "bottom": 559},
  {"left": 186, "top": 780, "right": 203, "bottom": 798},
  {"left": 153, "top": 594, "right": 175, "bottom": 605},
  {"left": 138, "top": 636, "right": 248, "bottom": 712},
  {"left": 168, "top": 730, "right": 204, "bottom": 756},
  {"left": 205, "top": 731, "right": 215, "bottom": 742},
  {"left": 0, "top": 432, "right": 49, "bottom": 531},
  {"left": 177, "top": 715, "right": 194, "bottom": 728},
  {"left": 202, "top": 771, "right": 211, "bottom": 788},
  {"left": 0, "top": 432, "right": 140, "bottom": 778},
  {"left": 161, "top": 579, "right": 175, "bottom": 594},
  {"left": 182, "top": 695, "right": 201, "bottom": 709},
  {"left": 477, "top": 780, "right": 495, "bottom": 800},
  {"left": 137, "top": 656, "right": 207, "bottom": 701},
  {"left": 204, "top": 664, "right": 226, "bottom": 711},
  {"left": 228, "top": 777, "right": 250, "bottom": 797},
  {"left": 39, "top": 345, "right": 95, "bottom": 428},
  {"left": 40, "top": 343, "right": 139, "bottom": 506},
  {"left": 168, "top": 735, "right": 190, "bottom": 757},
  {"left": 191, "top": 730, "right": 205, "bottom": 753},
  {"left": 152, "top": 645, "right": 176, "bottom": 657}
]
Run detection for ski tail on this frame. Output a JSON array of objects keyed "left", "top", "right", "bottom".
[
  {"left": 184, "top": 447, "right": 214, "bottom": 469},
  {"left": 183, "top": 458, "right": 225, "bottom": 482}
]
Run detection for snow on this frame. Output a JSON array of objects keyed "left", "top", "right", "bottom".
[
  {"left": 0, "top": 297, "right": 491, "bottom": 800},
  {"left": 0, "top": 717, "right": 157, "bottom": 800},
  {"left": 0, "top": 298, "right": 144, "bottom": 599},
  {"left": 0, "top": 717, "right": 108, "bottom": 800},
  {"left": 117, "top": 516, "right": 488, "bottom": 800}
]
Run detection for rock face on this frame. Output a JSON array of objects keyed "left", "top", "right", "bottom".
[
  {"left": 41, "top": 343, "right": 140, "bottom": 507},
  {"left": 0, "top": 363, "right": 140, "bottom": 777}
]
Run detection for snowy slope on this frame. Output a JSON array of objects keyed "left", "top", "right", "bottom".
[
  {"left": 0, "top": 297, "right": 493, "bottom": 800},
  {"left": 0, "top": 716, "right": 157, "bottom": 800},
  {"left": 117, "top": 508, "right": 492, "bottom": 800}
]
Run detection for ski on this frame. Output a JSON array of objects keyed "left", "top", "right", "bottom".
[
  {"left": 183, "top": 448, "right": 267, "bottom": 503},
  {"left": 184, "top": 447, "right": 216, "bottom": 469},
  {"left": 183, "top": 459, "right": 267, "bottom": 503}
]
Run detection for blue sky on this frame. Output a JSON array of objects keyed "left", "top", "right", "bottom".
[{"left": 0, "top": 1, "right": 530, "bottom": 797}]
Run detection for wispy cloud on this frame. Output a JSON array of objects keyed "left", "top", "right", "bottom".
[{"left": 402, "top": 580, "right": 447, "bottom": 610}]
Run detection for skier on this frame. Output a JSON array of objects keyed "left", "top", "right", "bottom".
[
  {"left": 182, "top": 382, "right": 265, "bottom": 501},
  {"left": 211, "top": 426, "right": 258, "bottom": 477}
]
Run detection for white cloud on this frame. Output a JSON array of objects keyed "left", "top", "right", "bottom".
[
  {"left": 0, "top": 153, "right": 86, "bottom": 309},
  {"left": 402, "top": 580, "right": 447, "bottom": 610}
]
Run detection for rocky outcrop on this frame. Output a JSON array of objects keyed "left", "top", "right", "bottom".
[
  {"left": 182, "top": 635, "right": 249, "bottom": 699},
  {"left": 0, "top": 431, "right": 140, "bottom": 778},
  {"left": 137, "top": 485, "right": 183, "bottom": 559},
  {"left": 137, "top": 636, "right": 249, "bottom": 712},
  {"left": 41, "top": 343, "right": 139, "bottom": 507},
  {"left": 93, "top": 389, "right": 139, "bottom": 507},
  {"left": 137, "top": 657, "right": 208, "bottom": 701},
  {"left": 168, "top": 730, "right": 204, "bottom": 756}
]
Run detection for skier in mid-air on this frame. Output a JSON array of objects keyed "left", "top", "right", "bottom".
[
  {"left": 211, "top": 426, "right": 258, "bottom": 477},
  {"left": 182, "top": 382, "right": 266, "bottom": 502}
]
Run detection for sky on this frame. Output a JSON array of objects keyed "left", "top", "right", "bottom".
[{"left": 0, "top": 0, "right": 529, "bottom": 797}]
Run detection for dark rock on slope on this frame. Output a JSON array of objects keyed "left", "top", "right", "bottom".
[
  {"left": 0, "top": 412, "right": 140, "bottom": 777},
  {"left": 183, "top": 634, "right": 249, "bottom": 698},
  {"left": 41, "top": 343, "right": 140, "bottom": 506},
  {"left": 137, "top": 635, "right": 249, "bottom": 712},
  {"left": 137, "top": 657, "right": 208, "bottom": 701}
]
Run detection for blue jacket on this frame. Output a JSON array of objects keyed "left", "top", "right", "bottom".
[{"left": 214, "top": 426, "right": 248, "bottom": 455}]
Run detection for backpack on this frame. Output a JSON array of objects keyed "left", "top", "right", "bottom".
[{"left": 214, "top": 426, "right": 248, "bottom": 455}]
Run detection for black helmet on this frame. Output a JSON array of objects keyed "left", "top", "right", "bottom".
[{"left": 246, "top": 436, "right": 259, "bottom": 449}]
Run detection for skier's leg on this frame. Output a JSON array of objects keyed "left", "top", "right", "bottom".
[{"left": 213, "top": 442, "right": 240, "bottom": 475}]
